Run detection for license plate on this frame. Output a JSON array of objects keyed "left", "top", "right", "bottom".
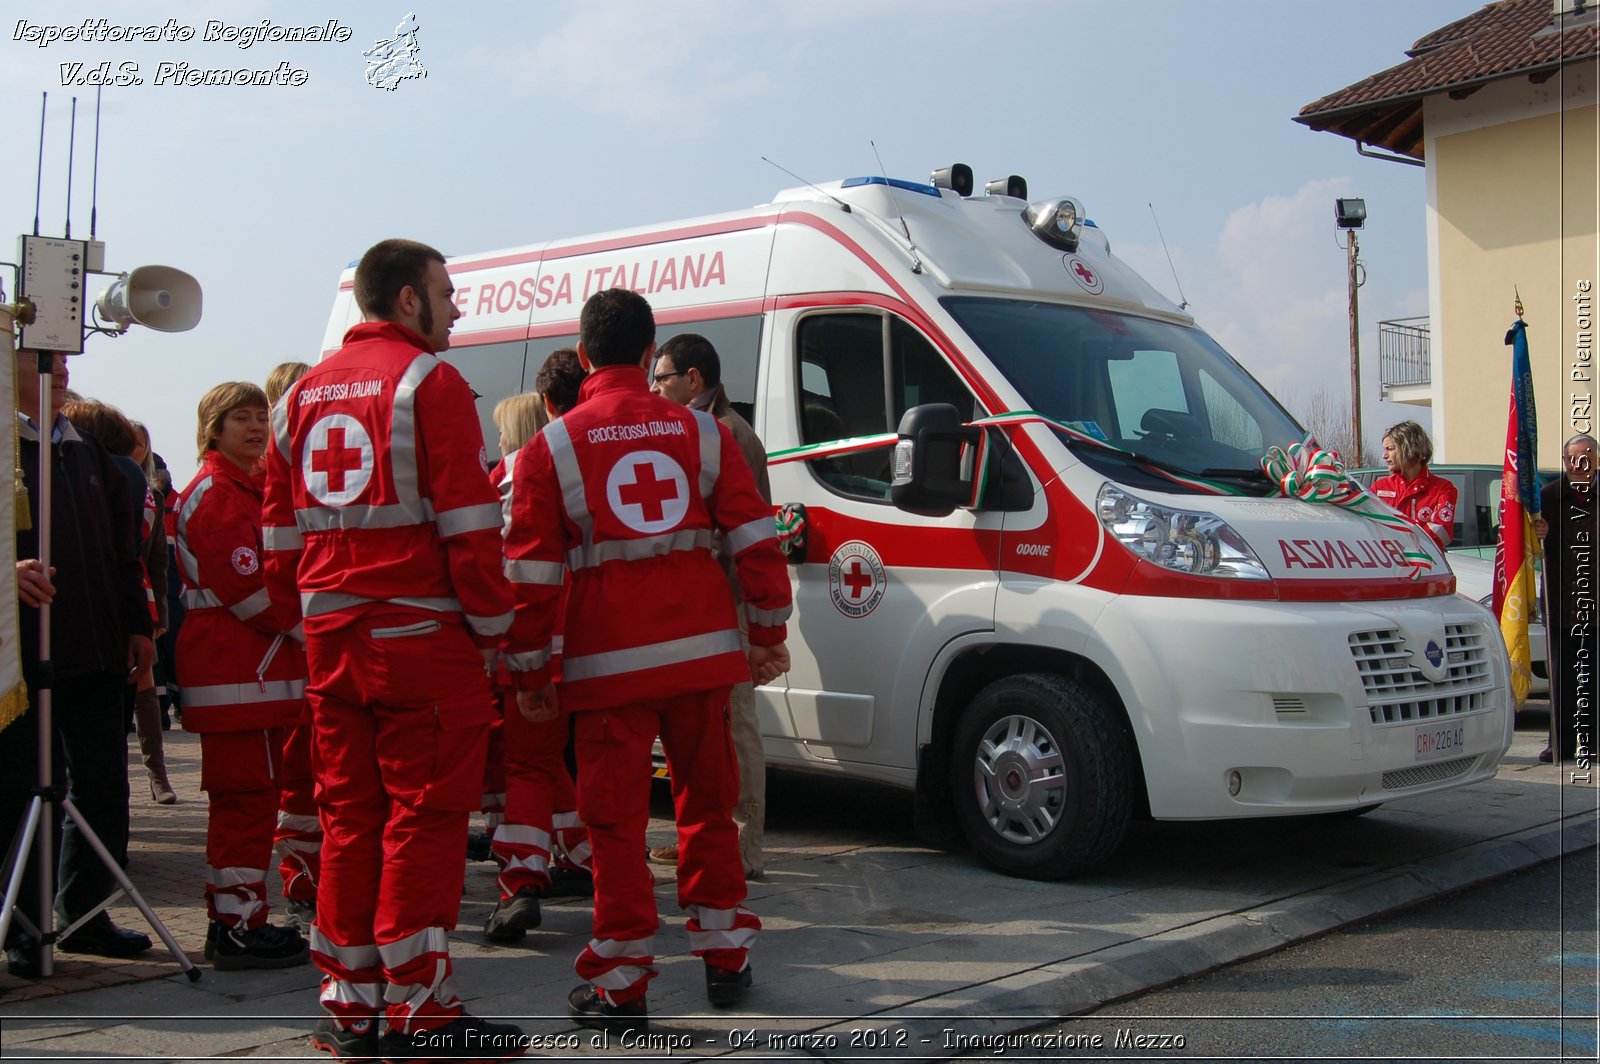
[{"left": 1412, "top": 722, "right": 1465, "bottom": 761}]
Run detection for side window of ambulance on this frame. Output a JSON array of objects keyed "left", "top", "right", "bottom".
[{"left": 796, "top": 312, "right": 970, "bottom": 502}]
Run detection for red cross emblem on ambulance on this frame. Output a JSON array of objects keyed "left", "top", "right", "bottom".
[
  {"left": 828, "top": 540, "right": 887, "bottom": 619},
  {"left": 1065, "top": 255, "right": 1104, "bottom": 295},
  {"left": 605, "top": 451, "right": 689, "bottom": 533},
  {"left": 304, "top": 414, "right": 374, "bottom": 506}
]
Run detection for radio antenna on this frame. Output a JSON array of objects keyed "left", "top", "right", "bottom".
[
  {"left": 64, "top": 97, "right": 78, "bottom": 239},
  {"left": 32, "top": 93, "right": 47, "bottom": 236},
  {"left": 1148, "top": 202, "right": 1189, "bottom": 310},
  {"left": 870, "top": 139, "right": 923, "bottom": 274},
  {"left": 760, "top": 156, "right": 851, "bottom": 213},
  {"left": 90, "top": 87, "right": 103, "bottom": 240}
]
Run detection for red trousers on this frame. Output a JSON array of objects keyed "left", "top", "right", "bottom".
[
  {"left": 573, "top": 687, "right": 759, "bottom": 1005},
  {"left": 304, "top": 613, "right": 493, "bottom": 1034},
  {"left": 490, "top": 691, "right": 589, "bottom": 898},
  {"left": 275, "top": 718, "right": 321, "bottom": 904},
  {"left": 199, "top": 728, "right": 289, "bottom": 928}
]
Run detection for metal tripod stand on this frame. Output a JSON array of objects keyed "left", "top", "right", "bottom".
[{"left": 0, "top": 345, "right": 196, "bottom": 982}]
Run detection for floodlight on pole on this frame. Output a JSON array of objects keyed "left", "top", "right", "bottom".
[{"left": 1336, "top": 198, "right": 1368, "bottom": 465}]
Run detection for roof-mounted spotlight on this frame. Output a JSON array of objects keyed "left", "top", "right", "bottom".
[
  {"left": 930, "top": 163, "right": 973, "bottom": 197},
  {"left": 984, "top": 175, "right": 1028, "bottom": 200},
  {"left": 1335, "top": 197, "right": 1367, "bottom": 230},
  {"left": 1023, "top": 197, "right": 1085, "bottom": 252}
]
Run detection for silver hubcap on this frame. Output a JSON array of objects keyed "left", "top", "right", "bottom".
[{"left": 972, "top": 713, "right": 1067, "bottom": 845}]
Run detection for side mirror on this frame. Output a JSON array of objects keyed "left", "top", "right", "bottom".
[{"left": 890, "top": 403, "right": 981, "bottom": 517}]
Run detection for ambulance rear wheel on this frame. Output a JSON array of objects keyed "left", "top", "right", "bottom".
[{"left": 950, "top": 673, "right": 1133, "bottom": 880}]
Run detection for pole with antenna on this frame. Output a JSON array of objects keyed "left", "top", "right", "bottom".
[{"left": 63, "top": 98, "right": 77, "bottom": 240}]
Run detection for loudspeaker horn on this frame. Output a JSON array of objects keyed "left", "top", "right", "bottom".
[{"left": 95, "top": 266, "right": 202, "bottom": 333}]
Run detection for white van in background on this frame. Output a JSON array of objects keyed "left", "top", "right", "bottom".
[{"left": 321, "top": 164, "right": 1514, "bottom": 879}]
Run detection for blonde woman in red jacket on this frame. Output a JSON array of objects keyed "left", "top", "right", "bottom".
[{"left": 176, "top": 382, "right": 315, "bottom": 970}]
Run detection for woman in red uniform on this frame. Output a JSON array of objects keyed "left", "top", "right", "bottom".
[
  {"left": 176, "top": 382, "right": 313, "bottom": 969},
  {"left": 1372, "top": 419, "right": 1457, "bottom": 550}
]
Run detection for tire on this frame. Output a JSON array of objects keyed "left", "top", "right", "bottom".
[{"left": 949, "top": 673, "right": 1135, "bottom": 880}]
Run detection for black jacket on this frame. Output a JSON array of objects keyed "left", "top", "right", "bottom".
[{"left": 16, "top": 416, "right": 152, "bottom": 683}]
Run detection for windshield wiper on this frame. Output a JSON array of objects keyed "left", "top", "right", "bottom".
[{"left": 1200, "top": 466, "right": 1268, "bottom": 482}]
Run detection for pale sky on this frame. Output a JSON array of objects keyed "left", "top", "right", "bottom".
[{"left": 0, "top": 0, "right": 1473, "bottom": 487}]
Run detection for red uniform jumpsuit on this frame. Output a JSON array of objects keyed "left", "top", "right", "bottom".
[
  {"left": 262, "top": 321, "right": 514, "bottom": 1035},
  {"left": 502, "top": 364, "right": 792, "bottom": 1005},
  {"left": 1373, "top": 468, "right": 1458, "bottom": 550},
  {"left": 175, "top": 451, "right": 318, "bottom": 928},
  {"left": 489, "top": 450, "right": 590, "bottom": 901}
]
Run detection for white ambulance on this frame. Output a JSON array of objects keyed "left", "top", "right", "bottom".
[{"left": 321, "top": 165, "right": 1513, "bottom": 879}]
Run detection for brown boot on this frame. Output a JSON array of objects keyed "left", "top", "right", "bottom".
[{"left": 133, "top": 687, "right": 176, "bottom": 804}]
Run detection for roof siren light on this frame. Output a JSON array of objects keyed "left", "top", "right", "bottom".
[
  {"left": 984, "top": 175, "right": 1028, "bottom": 199},
  {"left": 1024, "top": 197, "right": 1085, "bottom": 252},
  {"left": 930, "top": 163, "right": 973, "bottom": 197}
]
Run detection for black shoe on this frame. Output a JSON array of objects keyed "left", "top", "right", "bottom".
[
  {"left": 58, "top": 913, "right": 151, "bottom": 958},
  {"left": 545, "top": 866, "right": 594, "bottom": 900},
  {"left": 466, "top": 830, "right": 494, "bottom": 863},
  {"left": 483, "top": 887, "right": 541, "bottom": 944},
  {"left": 377, "top": 1012, "right": 528, "bottom": 1062},
  {"left": 566, "top": 983, "right": 648, "bottom": 1036},
  {"left": 309, "top": 1014, "right": 379, "bottom": 1061},
  {"left": 210, "top": 920, "right": 310, "bottom": 971},
  {"left": 705, "top": 962, "right": 753, "bottom": 1007},
  {"left": 5, "top": 937, "right": 41, "bottom": 978}
]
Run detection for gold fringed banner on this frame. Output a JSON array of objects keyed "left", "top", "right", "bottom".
[{"left": 0, "top": 305, "right": 28, "bottom": 734}]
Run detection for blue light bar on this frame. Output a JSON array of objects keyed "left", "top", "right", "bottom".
[{"left": 841, "top": 176, "right": 941, "bottom": 197}]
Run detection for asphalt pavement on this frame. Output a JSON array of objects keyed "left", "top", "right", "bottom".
[{"left": 0, "top": 703, "right": 1595, "bottom": 1061}]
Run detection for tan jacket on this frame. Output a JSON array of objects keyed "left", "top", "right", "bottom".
[{"left": 691, "top": 384, "right": 772, "bottom": 599}]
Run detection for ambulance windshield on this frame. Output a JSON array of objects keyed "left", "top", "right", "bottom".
[{"left": 941, "top": 297, "right": 1303, "bottom": 489}]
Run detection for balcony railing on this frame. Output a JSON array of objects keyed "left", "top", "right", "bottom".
[{"left": 1379, "top": 316, "right": 1430, "bottom": 389}]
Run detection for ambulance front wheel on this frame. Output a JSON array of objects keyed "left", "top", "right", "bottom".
[{"left": 950, "top": 673, "right": 1134, "bottom": 880}]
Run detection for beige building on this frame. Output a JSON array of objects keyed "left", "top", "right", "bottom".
[{"left": 1297, "top": 0, "right": 1597, "bottom": 470}]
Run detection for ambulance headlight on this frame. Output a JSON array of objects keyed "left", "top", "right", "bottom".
[
  {"left": 1024, "top": 197, "right": 1085, "bottom": 252},
  {"left": 1096, "top": 484, "right": 1270, "bottom": 580}
]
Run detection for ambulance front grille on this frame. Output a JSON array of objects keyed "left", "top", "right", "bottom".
[
  {"left": 1349, "top": 623, "right": 1495, "bottom": 725},
  {"left": 1382, "top": 756, "right": 1478, "bottom": 791}
]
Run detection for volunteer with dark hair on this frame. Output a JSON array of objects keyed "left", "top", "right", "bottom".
[
  {"left": 650, "top": 333, "right": 771, "bottom": 879},
  {"left": 263, "top": 238, "right": 526, "bottom": 1062},
  {"left": 175, "top": 382, "right": 314, "bottom": 970},
  {"left": 1372, "top": 420, "right": 1457, "bottom": 550},
  {"left": 483, "top": 353, "right": 594, "bottom": 945},
  {"left": 502, "top": 289, "right": 792, "bottom": 1032}
]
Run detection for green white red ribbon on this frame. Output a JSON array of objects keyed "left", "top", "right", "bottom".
[{"left": 1258, "top": 434, "right": 1434, "bottom": 579}]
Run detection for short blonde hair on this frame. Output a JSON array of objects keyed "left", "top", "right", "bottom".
[
  {"left": 1382, "top": 420, "right": 1434, "bottom": 470},
  {"left": 265, "top": 361, "right": 311, "bottom": 408},
  {"left": 197, "top": 382, "right": 268, "bottom": 461},
  {"left": 493, "top": 392, "right": 548, "bottom": 453}
]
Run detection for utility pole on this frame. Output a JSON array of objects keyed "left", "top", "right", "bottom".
[{"left": 1347, "top": 229, "right": 1362, "bottom": 467}]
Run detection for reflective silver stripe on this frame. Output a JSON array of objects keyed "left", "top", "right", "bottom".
[
  {"left": 229, "top": 587, "right": 273, "bottom": 623},
  {"left": 320, "top": 980, "right": 384, "bottom": 1010},
  {"left": 586, "top": 934, "right": 655, "bottom": 960},
  {"left": 505, "top": 558, "right": 565, "bottom": 585},
  {"left": 261, "top": 524, "right": 303, "bottom": 551},
  {"left": 745, "top": 602, "right": 793, "bottom": 627},
  {"left": 295, "top": 499, "right": 435, "bottom": 532},
  {"left": 183, "top": 679, "right": 307, "bottom": 707},
  {"left": 185, "top": 588, "right": 223, "bottom": 610},
  {"left": 275, "top": 810, "right": 319, "bottom": 834},
  {"left": 377, "top": 926, "right": 450, "bottom": 968},
  {"left": 498, "top": 450, "right": 519, "bottom": 536},
  {"left": 502, "top": 647, "right": 552, "bottom": 672},
  {"left": 562, "top": 629, "right": 742, "bottom": 683},
  {"left": 723, "top": 515, "right": 776, "bottom": 555},
  {"left": 271, "top": 389, "right": 292, "bottom": 462},
  {"left": 391, "top": 354, "right": 439, "bottom": 505},
  {"left": 544, "top": 419, "right": 592, "bottom": 537},
  {"left": 300, "top": 591, "right": 462, "bottom": 618},
  {"left": 492, "top": 823, "right": 551, "bottom": 849},
  {"left": 436, "top": 502, "right": 502, "bottom": 538},
  {"left": 466, "top": 610, "right": 514, "bottom": 638},
  {"left": 692, "top": 408, "right": 721, "bottom": 500},
  {"left": 310, "top": 927, "right": 380, "bottom": 968},
  {"left": 566, "top": 528, "right": 714, "bottom": 570},
  {"left": 175, "top": 473, "right": 215, "bottom": 588},
  {"left": 209, "top": 866, "right": 268, "bottom": 888}
]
